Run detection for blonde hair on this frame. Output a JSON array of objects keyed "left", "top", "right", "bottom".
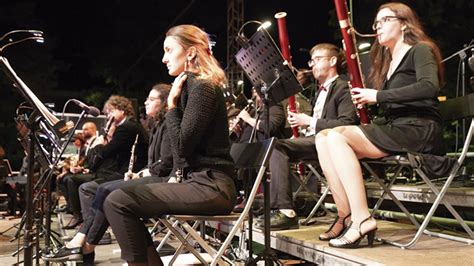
[
  {"left": 166, "top": 25, "right": 227, "bottom": 87},
  {"left": 369, "top": 2, "right": 444, "bottom": 89}
]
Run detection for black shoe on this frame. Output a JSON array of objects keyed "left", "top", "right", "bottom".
[
  {"left": 255, "top": 210, "right": 299, "bottom": 231},
  {"left": 233, "top": 200, "right": 246, "bottom": 213},
  {"left": 42, "top": 246, "right": 82, "bottom": 262},
  {"left": 98, "top": 231, "right": 112, "bottom": 245},
  {"left": 82, "top": 251, "right": 95, "bottom": 265},
  {"left": 62, "top": 217, "right": 83, "bottom": 230}
]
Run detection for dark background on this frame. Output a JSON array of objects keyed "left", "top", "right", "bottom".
[{"left": 0, "top": 0, "right": 473, "bottom": 168}]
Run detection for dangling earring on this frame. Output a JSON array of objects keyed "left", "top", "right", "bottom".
[{"left": 184, "top": 59, "right": 189, "bottom": 71}]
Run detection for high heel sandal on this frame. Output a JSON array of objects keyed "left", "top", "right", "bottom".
[
  {"left": 319, "top": 213, "right": 351, "bottom": 241},
  {"left": 328, "top": 216, "right": 377, "bottom": 248}
]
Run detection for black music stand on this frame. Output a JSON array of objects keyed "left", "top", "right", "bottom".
[
  {"left": 0, "top": 30, "right": 84, "bottom": 265},
  {"left": 235, "top": 28, "right": 302, "bottom": 265}
]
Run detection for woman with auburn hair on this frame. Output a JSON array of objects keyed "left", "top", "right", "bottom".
[
  {"left": 315, "top": 2, "right": 445, "bottom": 248},
  {"left": 104, "top": 24, "right": 236, "bottom": 265}
]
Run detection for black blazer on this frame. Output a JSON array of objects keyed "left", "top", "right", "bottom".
[
  {"left": 147, "top": 121, "right": 173, "bottom": 177},
  {"left": 239, "top": 102, "right": 287, "bottom": 142},
  {"left": 313, "top": 77, "right": 359, "bottom": 132},
  {"left": 91, "top": 118, "right": 148, "bottom": 177}
]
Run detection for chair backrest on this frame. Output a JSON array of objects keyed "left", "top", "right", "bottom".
[
  {"left": 0, "top": 159, "right": 13, "bottom": 178},
  {"left": 439, "top": 94, "right": 474, "bottom": 121},
  {"left": 229, "top": 137, "right": 276, "bottom": 169}
]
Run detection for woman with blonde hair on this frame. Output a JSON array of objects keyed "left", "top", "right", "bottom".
[
  {"left": 315, "top": 2, "right": 445, "bottom": 248},
  {"left": 104, "top": 24, "right": 236, "bottom": 265}
]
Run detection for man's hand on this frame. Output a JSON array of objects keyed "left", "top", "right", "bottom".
[
  {"left": 70, "top": 166, "right": 83, "bottom": 174},
  {"left": 237, "top": 110, "right": 252, "bottom": 124},
  {"left": 287, "top": 110, "right": 312, "bottom": 127}
]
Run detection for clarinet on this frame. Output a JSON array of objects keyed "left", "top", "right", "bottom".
[
  {"left": 125, "top": 134, "right": 139, "bottom": 180},
  {"left": 229, "top": 100, "right": 254, "bottom": 141},
  {"left": 333, "top": 0, "right": 371, "bottom": 124},
  {"left": 103, "top": 116, "right": 115, "bottom": 142}
]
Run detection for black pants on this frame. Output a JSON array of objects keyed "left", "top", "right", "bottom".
[
  {"left": 64, "top": 173, "right": 96, "bottom": 218},
  {"left": 104, "top": 168, "right": 236, "bottom": 262},
  {"left": 269, "top": 136, "right": 317, "bottom": 209},
  {"left": 78, "top": 176, "right": 166, "bottom": 244}
]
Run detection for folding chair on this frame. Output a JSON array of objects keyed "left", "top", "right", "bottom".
[
  {"left": 292, "top": 161, "right": 331, "bottom": 225},
  {"left": 361, "top": 94, "right": 474, "bottom": 249},
  {"left": 157, "top": 137, "right": 276, "bottom": 265}
]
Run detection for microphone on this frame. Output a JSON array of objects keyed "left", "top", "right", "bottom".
[{"left": 71, "top": 99, "right": 101, "bottom": 117}]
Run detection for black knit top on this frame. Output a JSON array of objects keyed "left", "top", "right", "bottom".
[{"left": 165, "top": 72, "right": 234, "bottom": 174}]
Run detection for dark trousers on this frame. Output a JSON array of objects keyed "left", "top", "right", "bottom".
[
  {"left": 104, "top": 168, "right": 236, "bottom": 262},
  {"left": 56, "top": 176, "right": 70, "bottom": 210},
  {"left": 78, "top": 176, "right": 166, "bottom": 244},
  {"left": 64, "top": 173, "right": 96, "bottom": 218},
  {"left": 269, "top": 136, "right": 317, "bottom": 209}
]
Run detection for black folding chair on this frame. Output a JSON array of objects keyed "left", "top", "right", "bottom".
[
  {"left": 157, "top": 137, "right": 276, "bottom": 265},
  {"left": 362, "top": 94, "right": 474, "bottom": 248}
]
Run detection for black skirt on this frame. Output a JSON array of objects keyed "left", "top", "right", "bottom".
[{"left": 359, "top": 117, "right": 445, "bottom": 156}]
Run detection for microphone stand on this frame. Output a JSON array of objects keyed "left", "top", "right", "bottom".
[
  {"left": 247, "top": 78, "right": 281, "bottom": 266},
  {"left": 442, "top": 44, "right": 474, "bottom": 152},
  {"left": 22, "top": 110, "right": 87, "bottom": 265}
]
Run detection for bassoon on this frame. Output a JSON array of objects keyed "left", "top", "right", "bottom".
[
  {"left": 333, "top": 0, "right": 371, "bottom": 124},
  {"left": 274, "top": 12, "right": 300, "bottom": 137},
  {"left": 275, "top": 12, "right": 305, "bottom": 176}
]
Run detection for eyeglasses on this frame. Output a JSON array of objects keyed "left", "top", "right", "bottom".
[
  {"left": 307, "top": 56, "right": 331, "bottom": 67},
  {"left": 372, "top": 16, "right": 401, "bottom": 31},
  {"left": 146, "top": 96, "right": 161, "bottom": 102}
]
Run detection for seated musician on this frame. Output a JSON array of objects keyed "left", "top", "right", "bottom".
[
  {"left": 230, "top": 87, "right": 287, "bottom": 143},
  {"left": 258, "top": 43, "right": 358, "bottom": 231},
  {"left": 315, "top": 2, "right": 445, "bottom": 248},
  {"left": 60, "top": 96, "right": 148, "bottom": 229},
  {"left": 103, "top": 24, "right": 236, "bottom": 265},
  {"left": 56, "top": 123, "right": 98, "bottom": 214},
  {"left": 44, "top": 84, "right": 173, "bottom": 264}
]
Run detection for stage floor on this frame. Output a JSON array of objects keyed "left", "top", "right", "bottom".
[{"left": 1, "top": 211, "right": 473, "bottom": 265}]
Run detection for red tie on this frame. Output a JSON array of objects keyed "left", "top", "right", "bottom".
[{"left": 319, "top": 85, "right": 326, "bottom": 91}]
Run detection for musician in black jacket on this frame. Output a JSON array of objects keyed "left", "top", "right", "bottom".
[
  {"left": 61, "top": 95, "right": 148, "bottom": 229},
  {"left": 44, "top": 84, "right": 172, "bottom": 263},
  {"left": 258, "top": 43, "right": 358, "bottom": 231},
  {"left": 104, "top": 24, "right": 236, "bottom": 265},
  {"left": 231, "top": 87, "right": 287, "bottom": 143}
]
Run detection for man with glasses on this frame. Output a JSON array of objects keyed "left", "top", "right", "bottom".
[{"left": 255, "top": 43, "right": 359, "bottom": 231}]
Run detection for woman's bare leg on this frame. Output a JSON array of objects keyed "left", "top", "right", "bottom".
[
  {"left": 315, "top": 130, "right": 351, "bottom": 237},
  {"left": 325, "top": 126, "right": 387, "bottom": 243}
]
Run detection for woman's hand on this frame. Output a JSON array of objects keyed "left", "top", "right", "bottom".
[
  {"left": 168, "top": 73, "right": 187, "bottom": 109},
  {"left": 351, "top": 87, "right": 378, "bottom": 105}
]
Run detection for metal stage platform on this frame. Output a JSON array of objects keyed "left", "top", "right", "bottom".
[
  {"left": 207, "top": 215, "right": 474, "bottom": 265},
  {"left": 205, "top": 181, "right": 474, "bottom": 265}
]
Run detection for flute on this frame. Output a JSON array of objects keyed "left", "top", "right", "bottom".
[{"left": 124, "top": 134, "right": 139, "bottom": 181}]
